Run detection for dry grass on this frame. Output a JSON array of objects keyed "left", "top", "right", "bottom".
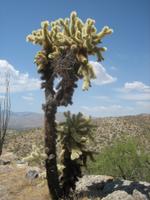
[
  {"left": 0, "top": 162, "right": 103, "bottom": 200},
  {"left": 0, "top": 164, "right": 49, "bottom": 200},
  {"left": 4, "top": 129, "right": 44, "bottom": 159}
]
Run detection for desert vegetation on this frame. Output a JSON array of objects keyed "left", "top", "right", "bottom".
[
  {"left": 4, "top": 115, "right": 150, "bottom": 184},
  {"left": 1, "top": 114, "right": 150, "bottom": 200}
]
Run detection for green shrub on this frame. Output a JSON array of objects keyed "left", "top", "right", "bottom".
[{"left": 87, "top": 136, "right": 150, "bottom": 182}]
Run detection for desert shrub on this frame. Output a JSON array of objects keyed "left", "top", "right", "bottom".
[
  {"left": 22, "top": 144, "right": 46, "bottom": 167},
  {"left": 87, "top": 136, "right": 150, "bottom": 182},
  {"left": 5, "top": 129, "right": 44, "bottom": 158}
]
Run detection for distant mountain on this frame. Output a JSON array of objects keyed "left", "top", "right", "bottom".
[
  {"left": 8, "top": 112, "right": 150, "bottom": 134},
  {"left": 8, "top": 112, "right": 65, "bottom": 130}
]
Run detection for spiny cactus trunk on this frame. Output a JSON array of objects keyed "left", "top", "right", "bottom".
[
  {"left": 42, "top": 68, "right": 61, "bottom": 200},
  {"left": 44, "top": 103, "right": 61, "bottom": 199},
  {"left": 0, "top": 145, "right": 2, "bottom": 156}
]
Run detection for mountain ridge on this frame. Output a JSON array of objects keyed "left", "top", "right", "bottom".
[
  {"left": 8, "top": 111, "right": 64, "bottom": 130},
  {"left": 8, "top": 111, "right": 150, "bottom": 130}
]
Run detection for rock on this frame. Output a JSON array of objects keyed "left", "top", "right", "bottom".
[
  {"left": 101, "top": 189, "right": 149, "bottom": 200},
  {"left": 1, "top": 152, "right": 17, "bottom": 161},
  {"left": 75, "top": 175, "right": 150, "bottom": 200},
  {"left": 76, "top": 175, "right": 113, "bottom": 192},
  {"left": 0, "top": 152, "right": 17, "bottom": 165},
  {"left": 101, "top": 191, "right": 134, "bottom": 200},
  {"left": 16, "top": 160, "right": 28, "bottom": 168},
  {"left": 102, "top": 178, "right": 150, "bottom": 197},
  {"left": 26, "top": 170, "right": 39, "bottom": 180},
  {"left": 0, "top": 159, "right": 11, "bottom": 165},
  {"left": 16, "top": 163, "right": 28, "bottom": 168},
  {"left": 75, "top": 175, "right": 114, "bottom": 198},
  {"left": 16, "top": 160, "right": 26, "bottom": 164},
  {"left": 133, "top": 189, "right": 147, "bottom": 200}
]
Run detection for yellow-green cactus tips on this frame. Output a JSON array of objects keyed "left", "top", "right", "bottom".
[
  {"left": 76, "top": 54, "right": 88, "bottom": 65},
  {"left": 82, "top": 78, "right": 91, "bottom": 91},
  {"left": 80, "top": 137, "right": 87, "bottom": 143},
  {"left": 103, "top": 26, "right": 109, "bottom": 30},
  {"left": 87, "top": 18, "right": 95, "bottom": 26},
  {"left": 41, "top": 20, "right": 49, "bottom": 28},
  {"left": 100, "top": 47, "right": 107, "bottom": 51},
  {"left": 107, "top": 28, "right": 113, "bottom": 34},
  {"left": 103, "top": 26, "right": 113, "bottom": 34},
  {"left": 70, "top": 11, "right": 77, "bottom": 19},
  {"left": 97, "top": 26, "right": 113, "bottom": 39},
  {"left": 26, "top": 35, "right": 32, "bottom": 42},
  {"left": 71, "top": 148, "right": 82, "bottom": 160}
]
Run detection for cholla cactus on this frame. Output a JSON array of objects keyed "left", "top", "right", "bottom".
[
  {"left": 27, "top": 12, "right": 112, "bottom": 200},
  {"left": 57, "top": 111, "right": 96, "bottom": 197},
  {"left": 22, "top": 144, "right": 47, "bottom": 166},
  {"left": 27, "top": 11, "right": 113, "bottom": 90}
]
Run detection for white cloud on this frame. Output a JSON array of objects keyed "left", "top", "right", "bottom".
[
  {"left": 81, "top": 101, "right": 150, "bottom": 117},
  {"left": 22, "top": 93, "right": 34, "bottom": 102},
  {"left": 110, "top": 66, "right": 117, "bottom": 71},
  {"left": 0, "top": 95, "right": 5, "bottom": 100},
  {"left": 81, "top": 104, "right": 134, "bottom": 117},
  {"left": 93, "top": 95, "right": 110, "bottom": 100},
  {"left": 124, "top": 81, "right": 150, "bottom": 92},
  {"left": 119, "top": 81, "right": 150, "bottom": 101},
  {"left": 89, "top": 61, "right": 117, "bottom": 85},
  {"left": 136, "top": 101, "right": 150, "bottom": 108},
  {"left": 22, "top": 93, "right": 35, "bottom": 105},
  {"left": 122, "top": 93, "right": 150, "bottom": 101},
  {"left": 0, "top": 60, "right": 40, "bottom": 93}
]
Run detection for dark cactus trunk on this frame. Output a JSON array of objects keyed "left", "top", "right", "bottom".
[
  {"left": 44, "top": 100, "right": 61, "bottom": 199},
  {"left": 0, "top": 134, "right": 7, "bottom": 156},
  {"left": 0, "top": 145, "right": 2, "bottom": 156},
  {"left": 42, "top": 68, "right": 61, "bottom": 200}
]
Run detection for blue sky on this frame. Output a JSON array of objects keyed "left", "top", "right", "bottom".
[{"left": 0, "top": 0, "right": 150, "bottom": 117}]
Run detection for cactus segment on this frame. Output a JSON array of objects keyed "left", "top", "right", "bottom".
[
  {"left": 71, "top": 148, "right": 82, "bottom": 160},
  {"left": 34, "top": 51, "right": 48, "bottom": 72}
]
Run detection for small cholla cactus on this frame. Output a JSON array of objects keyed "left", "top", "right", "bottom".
[
  {"left": 22, "top": 144, "right": 47, "bottom": 166},
  {"left": 27, "top": 11, "right": 113, "bottom": 90},
  {"left": 57, "top": 111, "right": 96, "bottom": 197}
]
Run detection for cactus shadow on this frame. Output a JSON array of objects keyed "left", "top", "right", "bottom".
[{"left": 76, "top": 179, "right": 150, "bottom": 199}]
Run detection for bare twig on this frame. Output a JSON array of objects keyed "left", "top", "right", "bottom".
[{"left": 0, "top": 73, "right": 11, "bottom": 156}]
